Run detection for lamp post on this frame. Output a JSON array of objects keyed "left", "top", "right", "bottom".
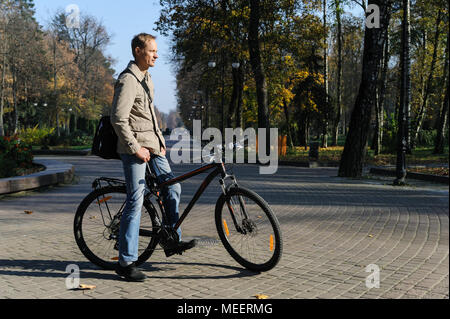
[
  {"left": 196, "top": 90, "right": 203, "bottom": 130},
  {"left": 207, "top": 61, "right": 216, "bottom": 130},
  {"left": 204, "top": 60, "right": 242, "bottom": 147},
  {"left": 66, "top": 108, "right": 73, "bottom": 133},
  {"left": 33, "top": 102, "right": 47, "bottom": 128},
  {"left": 208, "top": 60, "right": 225, "bottom": 136},
  {"left": 231, "top": 62, "right": 241, "bottom": 130}
]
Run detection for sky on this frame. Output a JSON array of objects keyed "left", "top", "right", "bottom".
[{"left": 33, "top": 0, "right": 178, "bottom": 114}]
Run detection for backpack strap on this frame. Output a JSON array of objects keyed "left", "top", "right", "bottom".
[
  {"left": 118, "top": 69, "right": 153, "bottom": 104},
  {"left": 117, "top": 68, "right": 163, "bottom": 149}
]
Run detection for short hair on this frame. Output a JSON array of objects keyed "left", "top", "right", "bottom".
[{"left": 131, "top": 33, "right": 157, "bottom": 58}]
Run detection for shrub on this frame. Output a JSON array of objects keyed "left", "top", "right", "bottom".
[
  {"left": 415, "top": 130, "right": 437, "bottom": 147},
  {"left": 69, "top": 130, "right": 93, "bottom": 146},
  {"left": 41, "top": 130, "right": 93, "bottom": 148},
  {"left": 382, "top": 112, "right": 398, "bottom": 154},
  {"left": 0, "top": 135, "right": 34, "bottom": 178},
  {"left": 18, "top": 125, "right": 55, "bottom": 146}
]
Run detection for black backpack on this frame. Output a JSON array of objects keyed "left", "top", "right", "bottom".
[{"left": 91, "top": 116, "right": 120, "bottom": 160}]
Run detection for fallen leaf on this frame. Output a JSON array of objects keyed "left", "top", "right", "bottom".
[
  {"left": 78, "top": 284, "right": 96, "bottom": 290},
  {"left": 24, "top": 211, "right": 33, "bottom": 215},
  {"left": 368, "top": 234, "right": 374, "bottom": 238},
  {"left": 254, "top": 294, "right": 269, "bottom": 299}
]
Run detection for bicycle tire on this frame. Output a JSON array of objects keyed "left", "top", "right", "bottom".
[
  {"left": 215, "top": 186, "right": 282, "bottom": 272},
  {"left": 74, "top": 186, "right": 160, "bottom": 270}
]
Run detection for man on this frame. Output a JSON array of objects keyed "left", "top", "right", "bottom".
[{"left": 111, "top": 33, "right": 196, "bottom": 282}]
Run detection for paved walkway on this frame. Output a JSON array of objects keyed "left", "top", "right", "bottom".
[{"left": 0, "top": 155, "right": 448, "bottom": 299}]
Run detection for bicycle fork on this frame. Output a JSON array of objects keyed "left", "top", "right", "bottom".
[{"left": 219, "top": 174, "right": 251, "bottom": 235}]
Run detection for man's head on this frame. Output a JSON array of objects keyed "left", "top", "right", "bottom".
[{"left": 132, "top": 33, "right": 158, "bottom": 70}]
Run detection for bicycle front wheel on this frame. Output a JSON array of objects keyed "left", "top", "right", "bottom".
[
  {"left": 74, "top": 186, "right": 160, "bottom": 270},
  {"left": 215, "top": 187, "right": 282, "bottom": 272}
]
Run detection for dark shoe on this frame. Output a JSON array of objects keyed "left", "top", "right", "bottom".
[
  {"left": 115, "top": 262, "right": 147, "bottom": 282},
  {"left": 164, "top": 239, "right": 197, "bottom": 257}
]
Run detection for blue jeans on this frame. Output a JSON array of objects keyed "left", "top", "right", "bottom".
[{"left": 118, "top": 153, "right": 181, "bottom": 264}]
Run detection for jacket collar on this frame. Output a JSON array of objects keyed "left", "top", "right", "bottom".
[{"left": 127, "top": 61, "right": 147, "bottom": 82}]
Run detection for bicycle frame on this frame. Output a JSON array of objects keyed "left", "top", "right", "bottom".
[{"left": 147, "top": 161, "right": 237, "bottom": 231}]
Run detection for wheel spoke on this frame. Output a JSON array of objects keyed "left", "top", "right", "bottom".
[
  {"left": 74, "top": 186, "right": 159, "bottom": 270},
  {"left": 217, "top": 188, "right": 282, "bottom": 271}
]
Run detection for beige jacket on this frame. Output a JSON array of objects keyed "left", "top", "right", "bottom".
[{"left": 111, "top": 61, "right": 166, "bottom": 156}]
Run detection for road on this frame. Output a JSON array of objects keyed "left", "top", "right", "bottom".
[{"left": 0, "top": 146, "right": 448, "bottom": 299}]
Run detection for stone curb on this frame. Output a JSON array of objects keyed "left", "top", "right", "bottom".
[
  {"left": 23, "top": 148, "right": 450, "bottom": 186},
  {"left": 278, "top": 160, "right": 340, "bottom": 168},
  {"left": 369, "top": 167, "right": 449, "bottom": 184},
  {"left": 0, "top": 159, "right": 75, "bottom": 195},
  {"left": 32, "top": 149, "right": 91, "bottom": 156}
]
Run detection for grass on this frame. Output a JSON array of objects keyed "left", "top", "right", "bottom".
[{"left": 280, "top": 145, "right": 449, "bottom": 176}]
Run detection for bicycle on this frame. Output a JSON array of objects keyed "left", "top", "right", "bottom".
[{"left": 74, "top": 142, "right": 283, "bottom": 272}]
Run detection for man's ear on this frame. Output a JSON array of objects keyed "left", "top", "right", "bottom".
[{"left": 135, "top": 46, "right": 141, "bottom": 57}]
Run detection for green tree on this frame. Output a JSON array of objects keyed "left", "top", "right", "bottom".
[{"left": 339, "top": 0, "right": 393, "bottom": 178}]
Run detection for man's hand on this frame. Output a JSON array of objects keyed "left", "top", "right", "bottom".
[
  {"left": 136, "top": 147, "right": 151, "bottom": 162},
  {"left": 160, "top": 146, "right": 166, "bottom": 157}
]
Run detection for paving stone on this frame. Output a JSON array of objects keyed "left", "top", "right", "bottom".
[{"left": 0, "top": 155, "right": 448, "bottom": 299}]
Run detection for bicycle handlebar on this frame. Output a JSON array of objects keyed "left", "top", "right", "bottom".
[{"left": 201, "top": 137, "right": 248, "bottom": 163}]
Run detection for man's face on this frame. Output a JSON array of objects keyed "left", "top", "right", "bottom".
[{"left": 135, "top": 39, "right": 158, "bottom": 69}]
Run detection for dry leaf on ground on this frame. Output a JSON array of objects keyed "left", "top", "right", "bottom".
[{"left": 78, "top": 284, "right": 96, "bottom": 290}]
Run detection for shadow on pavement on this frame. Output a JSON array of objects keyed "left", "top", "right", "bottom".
[
  {"left": 0, "top": 260, "right": 118, "bottom": 281},
  {"left": 141, "top": 261, "right": 261, "bottom": 279},
  {"left": 0, "top": 259, "right": 259, "bottom": 280}
]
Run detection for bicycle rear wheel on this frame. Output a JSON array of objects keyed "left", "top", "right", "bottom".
[
  {"left": 215, "top": 187, "right": 282, "bottom": 272},
  {"left": 74, "top": 186, "right": 160, "bottom": 270}
]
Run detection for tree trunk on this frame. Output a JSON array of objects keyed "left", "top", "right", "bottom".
[
  {"left": 338, "top": 0, "right": 392, "bottom": 178},
  {"left": 332, "top": 0, "right": 343, "bottom": 146},
  {"left": 249, "top": 0, "right": 270, "bottom": 153},
  {"left": 434, "top": 29, "right": 449, "bottom": 154},
  {"left": 12, "top": 61, "right": 18, "bottom": 134},
  {"left": 283, "top": 99, "right": 294, "bottom": 148},
  {"left": 373, "top": 29, "right": 389, "bottom": 155},
  {"left": 412, "top": 10, "right": 442, "bottom": 149},
  {"left": 415, "top": 27, "right": 427, "bottom": 149},
  {"left": 235, "top": 65, "right": 244, "bottom": 129},
  {"left": 54, "top": 37, "right": 60, "bottom": 137},
  {"left": 394, "top": 0, "right": 411, "bottom": 185},
  {"left": 0, "top": 37, "right": 6, "bottom": 137},
  {"left": 227, "top": 65, "right": 240, "bottom": 129},
  {"left": 433, "top": 79, "right": 449, "bottom": 155},
  {"left": 322, "top": 0, "right": 329, "bottom": 148},
  {"left": 297, "top": 112, "right": 308, "bottom": 148}
]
